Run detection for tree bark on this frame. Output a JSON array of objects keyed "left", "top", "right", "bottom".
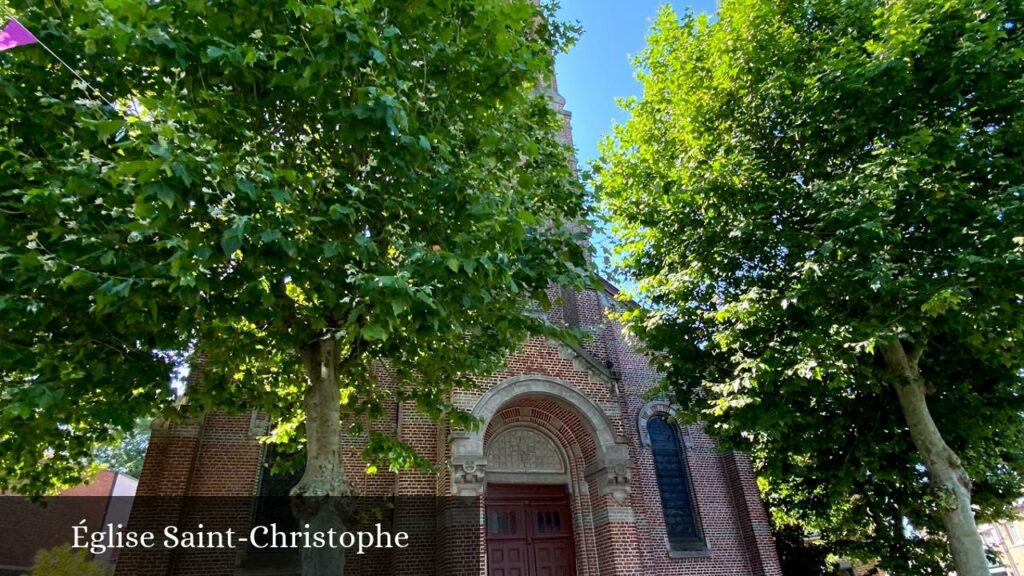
[
  {"left": 292, "top": 337, "right": 349, "bottom": 576},
  {"left": 881, "top": 339, "right": 989, "bottom": 576}
]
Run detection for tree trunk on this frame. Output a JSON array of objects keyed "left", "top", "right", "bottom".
[
  {"left": 292, "top": 337, "right": 349, "bottom": 576},
  {"left": 882, "top": 339, "right": 989, "bottom": 576}
]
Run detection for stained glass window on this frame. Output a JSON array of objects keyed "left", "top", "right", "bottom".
[{"left": 648, "top": 416, "right": 704, "bottom": 550}]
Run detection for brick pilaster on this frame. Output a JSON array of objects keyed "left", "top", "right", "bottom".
[{"left": 721, "top": 452, "right": 782, "bottom": 576}]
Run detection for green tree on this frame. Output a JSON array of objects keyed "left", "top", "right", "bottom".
[
  {"left": 29, "top": 545, "right": 111, "bottom": 576},
  {"left": 93, "top": 417, "right": 152, "bottom": 478},
  {"left": 0, "top": 0, "right": 588, "bottom": 573},
  {"left": 595, "top": 1, "right": 1023, "bottom": 574},
  {"left": 772, "top": 524, "right": 833, "bottom": 576}
]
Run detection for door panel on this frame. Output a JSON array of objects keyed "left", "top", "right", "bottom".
[
  {"left": 532, "top": 539, "right": 573, "bottom": 576},
  {"left": 488, "top": 540, "right": 530, "bottom": 576}
]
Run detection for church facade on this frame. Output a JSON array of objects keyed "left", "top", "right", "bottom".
[{"left": 120, "top": 75, "right": 782, "bottom": 576}]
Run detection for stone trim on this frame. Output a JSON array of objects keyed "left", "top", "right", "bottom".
[
  {"left": 485, "top": 472, "right": 571, "bottom": 485},
  {"left": 457, "top": 375, "right": 619, "bottom": 457},
  {"left": 484, "top": 422, "right": 572, "bottom": 487},
  {"left": 668, "top": 547, "right": 712, "bottom": 559},
  {"left": 590, "top": 506, "right": 636, "bottom": 527},
  {"left": 248, "top": 411, "right": 269, "bottom": 438},
  {"left": 547, "top": 338, "right": 618, "bottom": 392},
  {"left": 638, "top": 399, "right": 693, "bottom": 448},
  {"left": 451, "top": 456, "right": 487, "bottom": 497},
  {"left": 150, "top": 416, "right": 203, "bottom": 438},
  {"left": 451, "top": 375, "right": 634, "bottom": 501},
  {"left": 584, "top": 452, "right": 632, "bottom": 504}
]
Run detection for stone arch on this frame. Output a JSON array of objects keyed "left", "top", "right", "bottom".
[
  {"left": 638, "top": 399, "right": 697, "bottom": 450},
  {"left": 460, "top": 374, "right": 618, "bottom": 457},
  {"left": 450, "top": 374, "right": 630, "bottom": 504},
  {"left": 637, "top": 399, "right": 677, "bottom": 448}
]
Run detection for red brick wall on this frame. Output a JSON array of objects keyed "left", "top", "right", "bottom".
[
  {"left": 0, "top": 470, "right": 119, "bottom": 574},
  {"left": 115, "top": 413, "right": 260, "bottom": 576},
  {"left": 124, "top": 283, "right": 781, "bottom": 576},
  {"left": 610, "top": 308, "right": 781, "bottom": 576}
]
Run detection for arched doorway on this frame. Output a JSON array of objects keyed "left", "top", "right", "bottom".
[
  {"left": 483, "top": 423, "right": 575, "bottom": 576},
  {"left": 451, "top": 375, "right": 635, "bottom": 576}
]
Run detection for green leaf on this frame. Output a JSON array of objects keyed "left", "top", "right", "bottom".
[
  {"left": 147, "top": 182, "right": 176, "bottom": 208},
  {"left": 221, "top": 224, "right": 245, "bottom": 256},
  {"left": 921, "top": 289, "right": 966, "bottom": 317},
  {"left": 90, "top": 119, "right": 126, "bottom": 141},
  {"left": 517, "top": 210, "right": 537, "bottom": 225},
  {"left": 279, "top": 239, "right": 297, "bottom": 257},
  {"left": 322, "top": 241, "right": 341, "bottom": 257},
  {"left": 360, "top": 323, "right": 388, "bottom": 341},
  {"left": 260, "top": 229, "right": 283, "bottom": 243},
  {"left": 390, "top": 297, "right": 410, "bottom": 315},
  {"left": 133, "top": 197, "right": 156, "bottom": 220},
  {"left": 329, "top": 204, "right": 353, "bottom": 219},
  {"left": 271, "top": 188, "right": 290, "bottom": 204},
  {"left": 60, "top": 269, "right": 94, "bottom": 289}
]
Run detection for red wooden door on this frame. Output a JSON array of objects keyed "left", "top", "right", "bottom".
[
  {"left": 486, "top": 485, "right": 575, "bottom": 576},
  {"left": 487, "top": 503, "right": 529, "bottom": 576}
]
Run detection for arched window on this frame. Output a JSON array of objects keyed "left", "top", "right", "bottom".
[{"left": 648, "top": 416, "right": 705, "bottom": 551}]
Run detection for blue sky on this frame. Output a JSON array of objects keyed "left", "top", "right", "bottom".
[
  {"left": 552, "top": 1, "right": 718, "bottom": 273},
  {"left": 553, "top": 0, "right": 718, "bottom": 168}
]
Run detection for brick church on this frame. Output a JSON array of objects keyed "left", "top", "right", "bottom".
[{"left": 122, "top": 66, "right": 782, "bottom": 576}]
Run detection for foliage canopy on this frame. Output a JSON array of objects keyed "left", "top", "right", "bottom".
[
  {"left": 1, "top": 0, "right": 589, "bottom": 499},
  {"left": 596, "top": 0, "right": 1023, "bottom": 573}
]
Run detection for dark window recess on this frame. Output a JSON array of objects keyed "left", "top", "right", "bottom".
[
  {"left": 560, "top": 286, "right": 579, "bottom": 327},
  {"left": 536, "top": 510, "right": 561, "bottom": 533},
  {"left": 648, "top": 416, "right": 705, "bottom": 550},
  {"left": 489, "top": 510, "right": 518, "bottom": 535},
  {"left": 250, "top": 446, "right": 304, "bottom": 551}
]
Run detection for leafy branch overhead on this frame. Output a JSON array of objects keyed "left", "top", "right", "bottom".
[
  {"left": 596, "top": 0, "right": 1023, "bottom": 574},
  {"left": 0, "top": 0, "right": 591, "bottom": 497}
]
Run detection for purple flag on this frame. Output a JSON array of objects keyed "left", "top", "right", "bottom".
[{"left": 0, "top": 18, "right": 38, "bottom": 52}]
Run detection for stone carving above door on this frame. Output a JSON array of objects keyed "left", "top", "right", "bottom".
[{"left": 486, "top": 428, "right": 565, "bottom": 474}]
